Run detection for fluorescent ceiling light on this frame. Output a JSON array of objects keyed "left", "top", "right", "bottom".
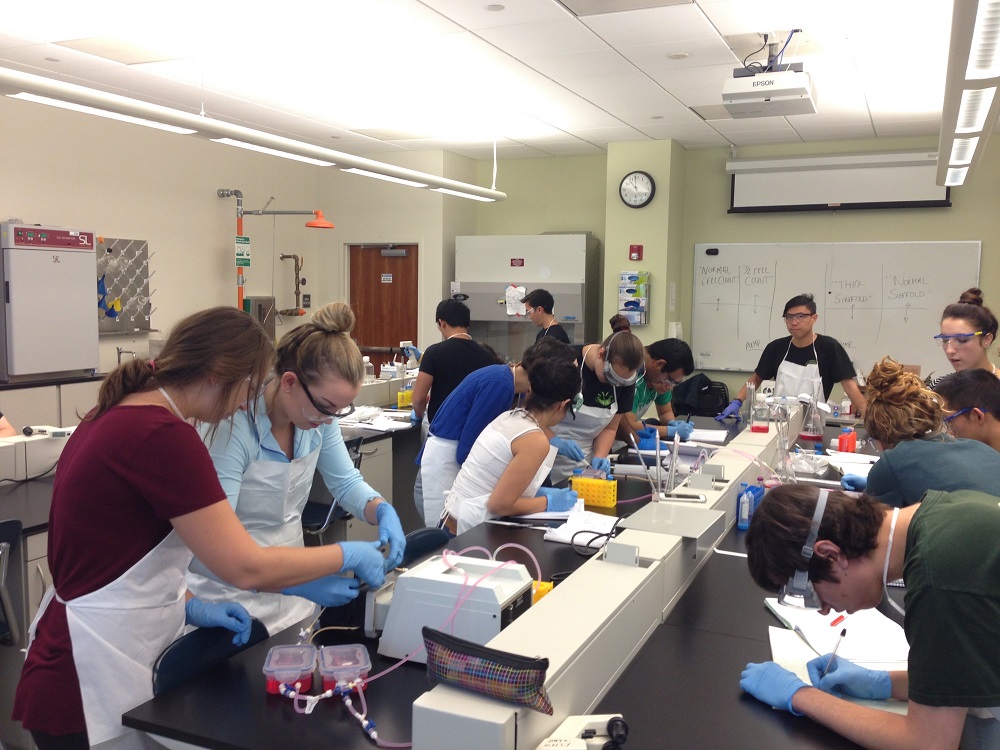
[
  {"left": 341, "top": 167, "right": 428, "bottom": 188},
  {"left": 949, "top": 136, "right": 979, "bottom": 164},
  {"left": 9, "top": 92, "right": 197, "bottom": 134},
  {"left": 966, "top": 0, "right": 1000, "bottom": 78},
  {"left": 956, "top": 87, "right": 996, "bottom": 132},
  {"left": 946, "top": 166, "right": 969, "bottom": 185},
  {"left": 212, "top": 138, "right": 335, "bottom": 167},
  {"left": 432, "top": 187, "right": 495, "bottom": 202},
  {"left": 0, "top": 67, "right": 506, "bottom": 202}
]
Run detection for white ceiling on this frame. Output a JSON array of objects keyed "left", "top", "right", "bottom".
[{"left": 0, "top": 0, "right": 954, "bottom": 161}]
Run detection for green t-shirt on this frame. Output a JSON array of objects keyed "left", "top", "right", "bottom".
[
  {"left": 904, "top": 490, "right": 1000, "bottom": 709},
  {"left": 632, "top": 376, "right": 673, "bottom": 419}
]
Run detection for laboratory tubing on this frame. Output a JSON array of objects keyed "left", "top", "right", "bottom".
[{"left": 363, "top": 356, "right": 375, "bottom": 384}]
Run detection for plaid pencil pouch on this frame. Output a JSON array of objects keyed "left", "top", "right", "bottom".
[{"left": 422, "top": 626, "right": 553, "bottom": 714}]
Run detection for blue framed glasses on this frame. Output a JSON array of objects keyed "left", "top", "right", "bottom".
[
  {"left": 934, "top": 331, "right": 984, "bottom": 348},
  {"left": 944, "top": 407, "right": 974, "bottom": 423}
]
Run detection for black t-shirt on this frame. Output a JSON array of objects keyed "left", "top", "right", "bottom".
[
  {"left": 535, "top": 323, "right": 571, "bottom": 344},
  {"left": 573, "top": 345, "right": 635, "bottom": 414},
  {"left": 419, "top": 337, "right": 498, "bottom": 421},
  {"left": 753, "top": 333, "right": 857, "bottom": 400}
]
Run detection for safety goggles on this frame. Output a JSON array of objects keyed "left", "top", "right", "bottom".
[
  {"left": 934, "top": 331, "right": 984, "bottom": 348},
  {"left": 776, "top": 488, "right": 829, "bottom": 610},
  {"left": 603, "top": 358, "right": 643, "bottom": 387},
  {"left": 782, "top": 312, "right": 815, "bottom": 322},
  {"left": 292, "top": 372, "right": 355, "bottom": 422},
  {"left": 645, "top": 371, "right": 683, "bottom": 388},
  {"left": 944, "top": 406, "right": 974, "bottom": 423},
  {"left": 568, "top": 392, "right": 583, "bottom": 420}
]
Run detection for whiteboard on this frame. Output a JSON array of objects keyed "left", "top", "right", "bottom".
[{"left": 692, "top": 242, "right": 981, "bottom": 379}]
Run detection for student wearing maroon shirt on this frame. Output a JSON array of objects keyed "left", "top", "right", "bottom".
[{"left": 13, "top": 307, "right": 387, "bottom": 750}]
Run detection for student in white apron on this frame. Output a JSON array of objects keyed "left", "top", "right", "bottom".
[
  {"left": 189, "top": 301, "right": 406, "bottom": 636},
  {"left": 13, "top": 307, "right": 389, "bottom": 750},
  {"left": 440, "top": 358, "right": 581, "bottom": 534},
  {"left": 548, "top": 325, "right": 645, "bottom": 485},
  {"left": 717, "top": 293, "right": 866, "bottom": 420}
]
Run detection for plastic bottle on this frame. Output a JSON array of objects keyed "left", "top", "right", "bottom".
[
  {"left": 841, "top": 396, "right": 853, "bottom": 417},
  {"left": 737, "top": 483, "right": 753, "bottom": 530},
  {"left": 362, "top": 356, "right": 375, "bottom": 384},
  {"left": 838, "top": 426, "right": 857, "bottom": 453}
]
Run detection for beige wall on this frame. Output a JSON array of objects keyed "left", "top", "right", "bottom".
[{"left": 5, "top": 90, "right": 999, "bottom": 396}]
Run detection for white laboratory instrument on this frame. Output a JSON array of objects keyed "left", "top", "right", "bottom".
[
  {"left": 536, "top": 714, "right": 629, "bottom": 750},
  {"left": 377, "top": 554, "right": 533, "bottom": 664},
  {"left": 0, "top": 223, "right": 99, "bottom": 382}
]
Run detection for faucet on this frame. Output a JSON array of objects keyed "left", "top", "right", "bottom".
[{"left": 116, "top": 346, "right": 136, "bottom": 365}]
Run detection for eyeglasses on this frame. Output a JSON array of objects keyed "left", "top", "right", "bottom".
[
  {"left": 293, "top": 372, "right": 355, "bottom": 421},
  {"left": 934, "top": 331, "right": 984, "bottom": 348},
  {"left": 782, "top": 313, "right": 815, "bottom": 322},
  {"left": 944, "top": 407, "right": 975, "bottom": 425},
  {"left": 646, "top": 372, "right": 683, "bottom": 388},
  {"left": 777, "top": 489, "right": 830, "bottom": 610}
]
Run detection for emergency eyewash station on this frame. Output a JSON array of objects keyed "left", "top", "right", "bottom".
[{"left": 124, "top": 406, "right": 810, "bottom": 750}]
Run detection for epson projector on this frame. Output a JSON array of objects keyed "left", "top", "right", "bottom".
[{"left": 722, "top": 70, "right": 816, "bottom": 118}]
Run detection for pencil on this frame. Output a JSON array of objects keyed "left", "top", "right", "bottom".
[{"left": 823, "top": 628, "right": 847, "bottom": 677}]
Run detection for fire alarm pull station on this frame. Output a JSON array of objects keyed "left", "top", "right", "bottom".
[{"left": 629, "top": 244, "right": 643, "bottom": 261}]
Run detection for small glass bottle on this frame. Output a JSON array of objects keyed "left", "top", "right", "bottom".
[{"left": 362, "top": 356, "right": 375, "bottom": 384}]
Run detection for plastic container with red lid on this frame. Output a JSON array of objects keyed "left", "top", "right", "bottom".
[
  {"left": 319, "top": 644, "right": 371, "bottom": 692},
  {"left": 262, "top": 644, "right": 317, "bottom": 694}
]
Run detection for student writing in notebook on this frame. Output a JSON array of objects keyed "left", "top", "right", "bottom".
[{"left": 740, "top": 483, "right": 1000, "bottom": 750}]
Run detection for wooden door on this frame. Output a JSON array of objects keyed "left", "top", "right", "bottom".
[{"left": 349, "top": 244, "right": 419, "bottom": 371}]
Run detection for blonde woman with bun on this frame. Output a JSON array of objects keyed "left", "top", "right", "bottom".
[
  {"left": 188, "top": 301, "right": 406, "bottom": 636},
  {"left": 938, "top": 287, "right": 1000, "bottom": 376},
  {"left": 845, "top": 356, "right": 1000, "bottom": 507}
]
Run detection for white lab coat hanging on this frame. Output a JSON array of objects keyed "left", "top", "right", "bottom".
[
  {"left": 774, "top": 339, "right": 824, "bottom": 404},
  {"left": 187, "top": 445, "right": 320, "bottom": 636},
  {"left": 549, "top": 346, "right": 618, "bottom": 484},
  {"left": 27, "top": 530, "right": 192, "bottom": 748}
]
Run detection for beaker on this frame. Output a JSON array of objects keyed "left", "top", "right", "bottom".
[{"left": 750, "top": 400, "right": 769, "bottom": 433}]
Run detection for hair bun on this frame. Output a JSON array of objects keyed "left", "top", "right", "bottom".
[
  {"left": 311, "top": 301, "right": 355, "bottom": 334},
  {"left": 959, "top": 287, "right": 984, "bottom": 306}
]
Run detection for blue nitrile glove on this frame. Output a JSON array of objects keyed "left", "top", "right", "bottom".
[
  {"left": 550, "top": 435, "right": 585, "bottom": 461},
  {"left": 403, "top": 345, "right": 422, "bottom": 362},
  {"left": 282, "top": 575, "right": 360, "bottom": 608},
  {"left": 807, "top": 654, "right": 891, "bottom": 700},
  {"left": 339, "top": 540, "right": 386, "bottom": 589},
  {"left": 591, "top": 456, "right": 611, "bottom": 474},
  {"left": 375, "top": 502, "right": 406, "bottom": 571},
  {"left": 841, "top": 474, "right": 868, "bottom": 491},
  {"left": 739, "top": 661, "right": 808, "bottom": 715},
  {"left": 539, "top": 486, "right": 579, "bottom": 512},
  {"left": 636, "top": 427, "right": 658, "bottom": 441},
  {"left": 637, "top": 437, "right": 669, "bottom": 451},
  {"left": 716, "top": 398, "right": 743, "bottom": 421},
  {"left": 185, "top": 597, "right": 252, "bottom": 646},
  {"left": 667, "top": 421, "right": 694, "bottom": 441},
  {"left": 409, "top": 409, "right": 421, "bottom": 425}
]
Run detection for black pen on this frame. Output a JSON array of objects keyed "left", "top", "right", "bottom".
[{"left": 823, "top": 628, "right": 847, "bottom": 676}]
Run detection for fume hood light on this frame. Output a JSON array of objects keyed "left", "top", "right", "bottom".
[
  {"left": 342, "top": 167, "right": 428, "bottom": 188},
  {"left": 212, "top": 138, "right": 336, "bottom": 167},
  {"left": 8, "top": 92, "right": 198, "bottom": 134},
  {"left": 432, "top": 187, "right": 496, "bottom": 202},
  {"left": 306, "top": 210, "right": 334, "bottom": 229}
]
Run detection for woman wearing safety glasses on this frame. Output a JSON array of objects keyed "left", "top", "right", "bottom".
[
  {"left": 546, "top": 321, "right": 645, "bottom": 485},
  {"left": 936, "top": 287, "right": 1000, "bottom": 379},
  {"left": 839, "top": 357, "right": 1000, "bottom": 504},
  {"left": 188, "top": 301, "right": 406, "bottom": 636}
]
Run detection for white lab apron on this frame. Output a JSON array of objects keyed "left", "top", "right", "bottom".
[
  {"left": 774, "top": 339, "right": 824, "bottom": 404},
  {"left": 187, "top": 445, "right": 320, "bottom": 636},
  {"left": 549, "top": 348, "right": 618, "bottom": 485},
  {"left": 448, "top": 445, "right": 557, "bottom": 534},
  {"left": 26, "top": 530, "right": 192, "bottom": 748},
  {"left": 420, "top": 434, "right": 460, "bottom": 528}
]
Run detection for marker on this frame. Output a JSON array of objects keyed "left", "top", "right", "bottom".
[
  {"left": 830, "top": 614, "right": 846, "bottom": 627},
  {"left": 823, "top": 628, "right": 847, "bottom": 677}
]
